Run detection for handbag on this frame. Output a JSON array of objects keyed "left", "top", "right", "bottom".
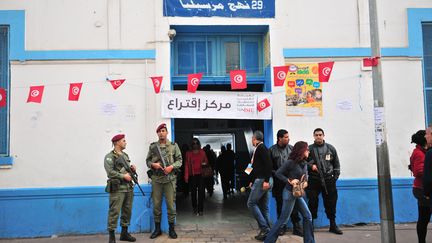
[
  {"left": 289, "top": 175, "right": 307, "bottom": 198},
  {"left": 201, "top": 164, "right": 214, "bottom": 178}
]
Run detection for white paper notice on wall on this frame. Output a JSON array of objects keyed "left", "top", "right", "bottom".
[
  {"left": 374, "top": 107, "right": 385, "bottom": 146},
  {"left": 101, "top": 102, "right": 118, "bottom": 116},
  {"left": 336, "top": 101, "right": 353, "bottom": 111}
]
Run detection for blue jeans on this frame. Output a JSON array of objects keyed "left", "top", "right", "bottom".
[
  {"left": 264, "top": 188, "right": 315, "bottom": 243},
  {"left": 247, "top": 178, "right": 273, "bottom": 231}
]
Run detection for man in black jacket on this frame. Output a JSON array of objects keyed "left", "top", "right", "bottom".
[
  {"left": 246, "top": 130, "right": 273, "bottom": 241},
  {"left": 269, "top": 129, "right": 303, "bottom": 236},
  {"left": 306, "top": 128, "right": 342, "bottom": 234}
]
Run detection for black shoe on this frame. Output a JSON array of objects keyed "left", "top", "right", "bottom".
[
  {"left": 254, "top": 229, "right": 269, "bottom": 241},
  {"left": 108, "top": 230, "right": 116, "bottom": 243},
  {"left": 150, "top": 223, "right": 162, "bottom": 239},
  {"left": 169, "top": 223, "right": 177, "bottom": 239},
  {"left": 329, "top": 225, "right": 343, "bottom": 235},
  {"left": 329, "top": 219, "right": 343, "bottom": 235},
  {"left": 198, "top": 211, "right": 203, "bottom": 216},
  {"left": 292, "top": 222, "right": 304, "bottom": 237},
  {"left": 278, "top": 225, "right": 287, "bottom": 236},
  {"left": 120, "top": 227, "right": 136, "bottom": 242}
]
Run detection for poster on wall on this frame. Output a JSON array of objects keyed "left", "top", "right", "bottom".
[
  {"left": 163, "top": 0, "right": 275, "bottom": 18},
  {"left": 162, "top": 91, "right": 272, "bottom": 120},
  {"left": 285, "top": 63, "right": 323, "bottom": 117}
]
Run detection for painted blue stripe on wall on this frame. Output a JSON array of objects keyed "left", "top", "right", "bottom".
[
  {"left": 0, "top": 156, "right": 13, "bottom": 165},
  {"left": 283, "top": 8, "right": 431, "bottom": 58},
  {"left": 0, "top": 10, "right": 156, "bottom": 61},
  {"left": 0, "top": 178, "right": 415, "bottom": 238}
]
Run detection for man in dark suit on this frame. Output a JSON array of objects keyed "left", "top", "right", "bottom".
[{"left": 246, "top": 130, "right": 273, "bottom": 241}]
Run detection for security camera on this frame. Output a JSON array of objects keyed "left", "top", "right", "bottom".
[{"left": 168, "top": 29, "right": 176, "bottom": 41}]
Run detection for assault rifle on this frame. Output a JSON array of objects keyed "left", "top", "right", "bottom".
[
  {"left": 312, "top": 147, "right": 328, "bottom": 195},
  {"left": 116, "top": 155, "right": 145, "bottom": 197}
]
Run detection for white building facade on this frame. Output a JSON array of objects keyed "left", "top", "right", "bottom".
[{"left": 0, "top": 0, "right": 431, "bottom": 238}]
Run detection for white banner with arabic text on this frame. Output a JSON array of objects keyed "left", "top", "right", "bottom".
[{"left": 161, "top": 91, "right": 272, "bottom": 120}]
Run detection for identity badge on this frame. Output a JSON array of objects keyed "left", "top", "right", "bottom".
[{"left": 244, "top": 163, "right": 253, "bottom": 175}]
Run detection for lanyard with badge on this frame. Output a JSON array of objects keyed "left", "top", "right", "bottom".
[{"left": 245, "top": 142, "right": 262, "bottom": 175}]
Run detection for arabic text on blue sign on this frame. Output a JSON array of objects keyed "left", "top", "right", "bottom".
[{"left": 163, "top": 0, "right": 275, "bottom": 18}]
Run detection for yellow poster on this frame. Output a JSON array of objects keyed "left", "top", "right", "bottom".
[{"left": 285, "top": 63, "right": 323, "bottom": 116}]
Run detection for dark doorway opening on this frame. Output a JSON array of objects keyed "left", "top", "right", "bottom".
[{"left": 174, "top": 118, "right": 264, "bottom": 224}]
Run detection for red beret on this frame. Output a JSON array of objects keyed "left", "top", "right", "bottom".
[
  {"left": 156, "top": 123, "right": 167, "bottom": 133},
  {"left": 111, "top": 134, "right": 125, "bottom": 143}
]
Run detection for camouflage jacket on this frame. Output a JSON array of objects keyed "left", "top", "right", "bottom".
[
  {"left": 146, "top": 140, "right": 182, "bottom": 183},
  {"left": 104, "top": 150, "right": 133, "bottom": 192}
]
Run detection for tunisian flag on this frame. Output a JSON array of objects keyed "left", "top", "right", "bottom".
[
  {"left": 27, "top": 85, "right": 44, "bottom": 103},
  {"left": 363, "top": 57, "right": 380, "bottom": 67},
  {"left": 230, "top": 70, "right": 247, "bottom": 90},
  {"left": 0, "top": 88, "right": 6, "bottom": 107},
  {"left": 150, "top": 76, "right": 163, "bottom": 94},
  {"left": 68, "top": 83, "right": 83, "bottom": 101},
  {"left": 318, "top": 62, "right": 335, "bottom": 82},
  {"left": 187, "top": 73, "right": 202, "bottom": 93},
  {"left": 257, "top": 98, "right": 271, "bottom": 112},
  {"left": 273, "top": 66, "right": 288, "bottom": 86},
  {"left": 108, "top": 79, "right": 125, "bottom": 90}
]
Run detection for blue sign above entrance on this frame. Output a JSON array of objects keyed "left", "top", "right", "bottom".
[{"left": 163, "top": 0, "right": 275, "bottom": 18}]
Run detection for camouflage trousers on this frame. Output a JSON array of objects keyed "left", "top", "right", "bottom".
[
  {"left": 151, "top": 180, "right": 177, "bottom": 223},
  {"left": 107, "top": 191, "right": 134, "bottom": 231}
]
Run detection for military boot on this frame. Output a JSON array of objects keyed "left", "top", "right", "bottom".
[
  {"left": 108, "top": 230, "right": 116, "bottom": 243},
  {"left": 150, "top": 222, "right": 162, "bottom": 239},
  {"left": 168, "top": 223, "right": 178, "bottom": 239},
  {"left": 120, "top": 227, "right": 136, "bottom": 242},
  {"left": 329, "top": 219, "right": 343, "bottom": 235},
  {"left": 292, "top": 222, "right": 304, "bottom": 237}
]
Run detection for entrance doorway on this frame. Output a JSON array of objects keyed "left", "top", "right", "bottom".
[{"left": 174, "top": 118, "right": 263, "bottom": 224}]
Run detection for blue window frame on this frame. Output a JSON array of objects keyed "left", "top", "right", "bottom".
[
  {"left": 173, "top": 34, "right": 263, "bottom": 77},
  {"left": 423, "top": 23, "right": 432, "bottom": 125},
  {"left": 0, "top": 26, "right": 9, "bottom": 156}
]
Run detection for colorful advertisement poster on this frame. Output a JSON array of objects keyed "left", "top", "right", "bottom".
[{"left": 285, "top": 63, "right": 323, "bottom": 117}]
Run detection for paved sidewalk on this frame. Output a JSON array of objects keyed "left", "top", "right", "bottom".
[{"left": 1, "top": 223, "right": 430, "bottom": 243}]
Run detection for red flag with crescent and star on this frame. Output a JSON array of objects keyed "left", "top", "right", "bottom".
[
  {"left": 150, "top": 76, "right": 163, "bottom": 94},
  {"left": 109, "top": 79, "right": 125, "bottom": 90},
  {"left": 230, "top": 70, "right": 247, "bottom": 90},
  {"left": 68, "top": 83, "right": 83, "bottom": 101},
  {"left": 318, "top": 62, "right": 334, "bottom": 82},
  {"left": 0, "top": 88, "right": 6, "bottom": 107},
  {"left": 27, "top": 85, "right": 45, "bottom": 103},
  {"left": 273, "top": 66, "right": 288, "bottom": 86},
  {"left": 363, "top": 57, "right": 380, "bottom": 67},
  {"left": 257, "top": 98, "right": 271, "bottom": 112},
  {"left": 187, "top": 73, "right": 202, "bottom": 93}
]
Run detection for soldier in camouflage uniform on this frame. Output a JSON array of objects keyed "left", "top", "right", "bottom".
[
  {"left": 104, "top": 134, "right": 137, "bottom": 243},
  {"left": 146, "top": 123, "right": 182, "bottom": 239}
]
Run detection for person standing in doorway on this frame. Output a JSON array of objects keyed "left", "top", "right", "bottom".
[
  {"left": 225, "top": 143, "right": 236, "bottom": 195},
  {"left": 146, "top": 123, "right": 182, "bottom": 239},
  {"left": 247, "top": 130, "right": 273, "bottom": 241},
  {"left": 203, "top": 144, "right": 216, "bottom": 197},
  {"left": 217, "top": 145, "right": 230, "bottom": 199},
  {"left": 306, "top": 128, "right": 342, "bottom": 234},
  {"left": 184, "top": 138, "right": 208, "bottom": 216},
  {"left": 409, "top": 130, "right": 430, "bottom": 243},
  {"left": 104, "top": 134, "right": 136, "bottom": 243},
  {"left": 269, "top": 129, "right": 303, "bottom": 236}
]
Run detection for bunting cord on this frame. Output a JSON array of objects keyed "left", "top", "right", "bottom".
[{"left": 6, "top": 72, "right": 368, "bottom": 93}]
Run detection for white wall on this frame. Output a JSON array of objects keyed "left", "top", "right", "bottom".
[{"left": 0, "top": 0, "right": 429, "bottom": 187}]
